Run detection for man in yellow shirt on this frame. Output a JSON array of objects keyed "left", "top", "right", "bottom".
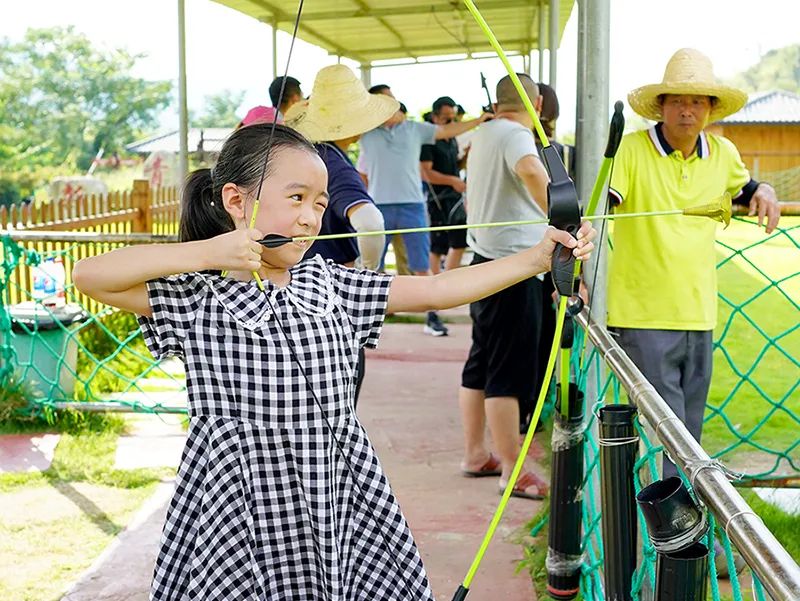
[{"left": 608, "top": 49, "right": 780, "bottom": 481}]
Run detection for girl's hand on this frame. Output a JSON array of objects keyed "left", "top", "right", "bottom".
[
  {"left": 536, "top": 221, "right": 597, "bottom": 271},
  {"left": 212, "top": 228, "right": 264, "bottom": 272}
]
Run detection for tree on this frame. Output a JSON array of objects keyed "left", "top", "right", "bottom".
[
  {"left": 193, "top": 89, "right": 246, "bottom": 128},
  {"left": 0, "top": 26, "right": 172, "bottom": 180},
  {"left": 729, "top": 45, "right": 800, "bottom": 94}
]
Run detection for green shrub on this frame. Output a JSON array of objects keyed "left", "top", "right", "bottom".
[
  {"left": 0, "top": 372, "right": 125, "bottom": 434},
  {"left": 76, "top": 310, "right": 153, "bottom": 399}
]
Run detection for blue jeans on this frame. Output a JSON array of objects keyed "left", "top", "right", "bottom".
[{"left": 377, "top": 203, "right": 430, "bottom": 273}]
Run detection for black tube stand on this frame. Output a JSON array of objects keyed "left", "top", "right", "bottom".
[
  {"left": 655, "top": 542, "right": 709, "bottom": 601},
  {"left": 546, "top": 382, "right": 585, "bottom": 600},
  {"left": 599, "top": 404, "right": 639, "bottom": 601}
]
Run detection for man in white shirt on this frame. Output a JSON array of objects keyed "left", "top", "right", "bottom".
[{"left": 458, "top": 74, "right": 551, "bottom": 500}]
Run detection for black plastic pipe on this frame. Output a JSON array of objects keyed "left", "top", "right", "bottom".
[
  {"left": 655, "top": 542, "right": 709, "bottom": 601},
  {"left": 599, "top": 404, "right": 639, "bottom": 601},
  {"left": 546, "top": 382, "right": 585, "bottom": 600}
]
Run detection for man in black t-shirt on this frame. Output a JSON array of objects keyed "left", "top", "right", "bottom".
[{"left": 420, "top": 96, "right": 468, "bottom": 273}]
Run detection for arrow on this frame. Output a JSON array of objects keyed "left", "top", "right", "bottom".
[{"left": 257, "top": 193, "right": 732, "bottom": 249}]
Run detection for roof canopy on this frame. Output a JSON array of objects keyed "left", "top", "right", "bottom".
[{"left": 212, "top": 0, "right": 574, "bottom": 65}]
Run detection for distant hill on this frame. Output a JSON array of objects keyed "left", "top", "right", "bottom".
[{"left": 728, "top": 45, "right": 800, "bottom": 94}]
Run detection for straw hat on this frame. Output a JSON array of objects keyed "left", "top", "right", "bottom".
[
  {"left": 284, "top": 65, "right": 399, "bottom": 142},
  {"left": 628, "top": 48, "right": 747, "bottom": 123}
]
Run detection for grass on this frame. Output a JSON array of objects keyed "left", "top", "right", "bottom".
[
  {"left": 742, "top": 491, "right": 800, "bottom": 560},
  {"left": 0, "top": 426, "right": 173, "bottom": 600},
  {"left": 703, "top": 217, "right": 800, "bottom": 470}
]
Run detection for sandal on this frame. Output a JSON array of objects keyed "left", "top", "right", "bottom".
[
  {"left": 500, "top": 471, "right": 548, "bottom": 500},
  {"left": 461, "top": 453, "right": 502, "bottom": 478}
]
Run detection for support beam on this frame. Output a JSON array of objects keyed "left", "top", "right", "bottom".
[
  {"left": 355, "top": 37, "right": 532, "bottom": 59},
  {"left": 352, "top": 0, "right": 415, "bottom": 58},
  {"left": 538, "top": 0, "right": 546, "bottom": 80},
  {"left": 575, "top": 0, "right": 610, "bottom": 501},
  {"left": 549, "top": 0, "right": 559, "bottom": 90},
  {"left": 247, "top": 0, "right": 368, "bottom": 63},
  {"left": 300, "top": 0, "right": 532, "bottom": 20},
  {"left": 177, "top": 0, "right": 188, "bottom": 185},
  {"left": 271, "top": 18, "right": 278, "bottom": 80},
  {"left": 360, "top": 63, "right": 372, "bottom": 89},
  {"left": 575, "top": 0, "right": 610, "bottom": 209}
]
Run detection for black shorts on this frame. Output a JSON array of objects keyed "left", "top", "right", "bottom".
[
  {"left": 461, "top": 253, "right": 544, "bottom": 403},
  {"left": 428, "top": 194, "right": 467, "bottom": 255}
]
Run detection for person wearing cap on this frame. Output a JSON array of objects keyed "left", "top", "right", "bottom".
[
  {"left": 284, "top": 64, "right": 396, "bottom": 406},
  {"left": 358, "top": 86, "right": 491, "bottom": 336},
  {"left": 420, "top": 96, "right": 468, "bottom": 274},
  {"left": 609, "top": 49, "right": 780, "bottom": 486},
  {"left": 236, "top": 105, "right": 280, "bottom": 128}
]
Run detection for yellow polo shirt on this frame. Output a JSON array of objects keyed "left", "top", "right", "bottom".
[{"left": 607, "top": 125, "right": 750, "bottom": 330}]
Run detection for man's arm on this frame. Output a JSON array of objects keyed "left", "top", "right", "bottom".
[
  {"left": 420, "top": 160, "right": 466, "bottom": 193},
  {"left": 434, "top": 113, "right": 491, "bottom": 140},
  {"left": 514, "top": 154, "right": 549, "bottom": 213},
  {"left": 346, "top": 202, "right": 385, "bottom": 270},
  {"left": 748, "top": 183, "right": 781, "bottom": 234}
]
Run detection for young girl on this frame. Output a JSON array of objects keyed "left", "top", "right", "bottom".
[{"left": 73, "top": 123, "right": 595, "bottom": 601}]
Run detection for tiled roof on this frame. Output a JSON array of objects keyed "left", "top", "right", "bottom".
[{"left": 721, "top": 90, "right": 800, "bottom": 124}]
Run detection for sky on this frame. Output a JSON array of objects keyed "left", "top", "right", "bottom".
[{"left": 2, "top": 0, "right": 798, "bottom": 140}]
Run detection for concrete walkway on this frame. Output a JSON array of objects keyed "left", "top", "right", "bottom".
[{"left": 62, "top": 321, "right": 540, "bottom": 600}]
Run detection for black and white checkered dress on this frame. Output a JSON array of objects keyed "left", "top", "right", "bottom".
[{"left": 138, "top": 255, "right": 434, "bottom": 601}]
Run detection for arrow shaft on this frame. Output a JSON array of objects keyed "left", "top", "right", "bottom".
[{"left": 289, "top": 209, "right": 684, "bottom": 245}]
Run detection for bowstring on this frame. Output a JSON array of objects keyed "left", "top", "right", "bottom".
[{"left": 251, "top": 2, "right": 418, "bottom": 596}]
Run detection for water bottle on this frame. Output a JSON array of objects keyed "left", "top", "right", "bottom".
[
  {"left": 32, "top": 264, "right": 48, "bottom": 302},
  {"left": 51, "top": 257, "right": 66, "bottom": 307}
]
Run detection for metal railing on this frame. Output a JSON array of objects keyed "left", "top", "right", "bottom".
[{"left": 577, "top": 308, "right": 800, "bottom": 601}]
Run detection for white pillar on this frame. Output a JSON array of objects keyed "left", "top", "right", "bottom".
[
  {"left": 538, "top": 0, "right": 546, "bottom": 81},
  {"left": 360, "top": 63, "right": 372, "bottom": 89},
  {"left": 272, "top": 19, "right": 278, "bottom": 80},
  {"left": 177, "top": 0, "right": 188, "bottom": 184},
  {"left": 549, "top": 0, "right": 559, "bottom": 90}
]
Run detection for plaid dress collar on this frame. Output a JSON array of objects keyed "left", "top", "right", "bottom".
[{"left": 200, "top": 255, "right": 338, "bottom": 330}]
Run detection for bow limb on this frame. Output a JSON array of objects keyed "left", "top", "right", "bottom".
[{"left": 455, "top": 2, "right": 582, "bottom": 599}]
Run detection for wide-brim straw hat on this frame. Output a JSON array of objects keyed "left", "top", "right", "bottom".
[
  {"left": 628, "top": 48, "right": 747, "bottom": 123},
  {"left": 284, "top": 65, "right": 399, "bottom": 142}
]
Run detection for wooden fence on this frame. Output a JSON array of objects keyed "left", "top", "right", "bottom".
[{"left": 1, "top": 181, "right": 180, "bottom": 311}]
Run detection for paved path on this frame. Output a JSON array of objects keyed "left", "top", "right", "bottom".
[{"left": 61, "top": 321, "right": 540, "bottom": 600}]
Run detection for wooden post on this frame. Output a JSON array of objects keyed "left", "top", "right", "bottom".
[{"left": 132, "top": 180, "right": 153, "bottom": 233}]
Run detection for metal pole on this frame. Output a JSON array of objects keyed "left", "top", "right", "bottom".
[
  {"left": 548, "top": 0, "right": 559, "bottom": 90},
  {"left": 576, "top": 0, "right": 610, "bottom": 488},
  {"left": 577, "top": 309, "right": 800, "bottom": 601},
  {"left": 272, "top": 18, "right": 278, "bottom": 80},
  {"left": 50, "top": 402, "right": 186, "bottom": 414},
  {"left": 1, "top": 231, "right": 178, "bottom": 244},
  {"left": 538, "top": 0, "right": 546, "bottom": 81},
  {"left": 360, "top": 63, "right": 372, "bottom": 89},
  {"left": 177, "top": 0, "right": 189, "bottom": 185}
]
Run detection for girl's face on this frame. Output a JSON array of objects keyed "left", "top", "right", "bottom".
[{"left": 227, "top": 146, "right": 329, "bottom": 270}]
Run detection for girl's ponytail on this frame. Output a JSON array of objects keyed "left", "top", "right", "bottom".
[{"left": 179, "top": 168, "right": 234, "bottom": 242}]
